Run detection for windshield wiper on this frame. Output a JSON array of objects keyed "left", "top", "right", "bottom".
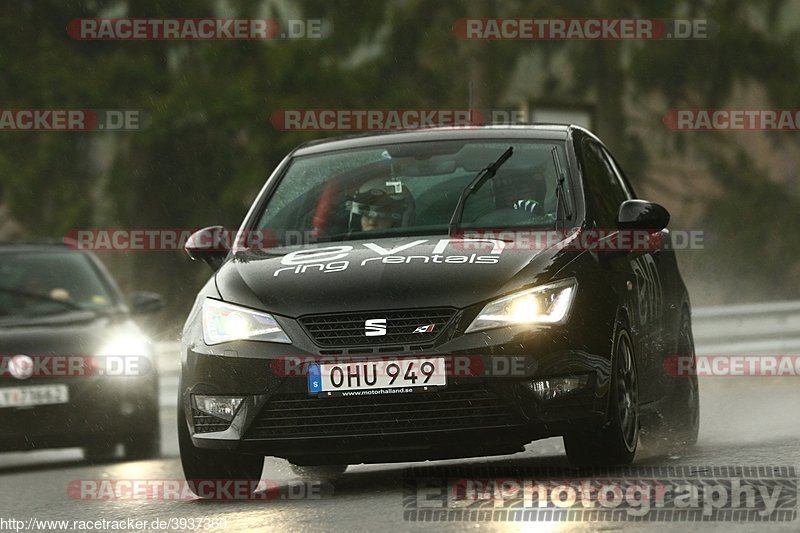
[
  {"left": 448, "top": 146, "right": 514, "bottom": 235},
  {"left": 551, "top": 146, "right": 573, "bottom": 221}
]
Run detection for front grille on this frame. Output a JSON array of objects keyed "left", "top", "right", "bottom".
[
  {"left": 192, "top": 408, "right": 230, "bottom": 434},
  {"left": 298, "top": 308, "right": 456, "bottom": 347},
  {"left": 245, "top": 383, "right": 524, "bottom": 440}
]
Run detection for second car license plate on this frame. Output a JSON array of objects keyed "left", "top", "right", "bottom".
[
  {"left": 0, "top": 384, "right": 69, "bottom": 408},
  {"left": 308, "top": 357, "right": 446, "bottom": 395}
]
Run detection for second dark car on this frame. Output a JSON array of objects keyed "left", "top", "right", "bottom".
[{"left": 0, "top": 242, "right": 164, "bottom": 462}]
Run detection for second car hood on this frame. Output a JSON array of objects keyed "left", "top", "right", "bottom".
[{"left": 215, "top": 235, "right": 570, "bottom": 316}]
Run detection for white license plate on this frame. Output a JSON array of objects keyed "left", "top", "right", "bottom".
[
  {"left": 308, "top": 357, "right": 447, "bottom": 395},
  {"left": 0, "top": 384, "right": 69, "bottom": 408}
]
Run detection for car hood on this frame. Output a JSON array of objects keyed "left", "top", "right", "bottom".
[{"left": 215, "top": 235, "right": 573, "bottom": 316}]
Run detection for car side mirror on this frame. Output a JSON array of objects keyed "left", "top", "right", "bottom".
[
  {"left": 130, "top": 291, "right": 165, "bottom": 315},
  {"left": 185, "top": 225, "right": 229, "bottom": 271},
  {"left": 617, "top": 200, "right": 670, "bottom": 231}
]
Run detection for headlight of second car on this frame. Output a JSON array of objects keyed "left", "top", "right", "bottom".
[
  {"left": 202, "top": 298, "right": 291, "bottom": 345},
  {"left": 465, "top": 278, "right": 577, "bottom": 333}
]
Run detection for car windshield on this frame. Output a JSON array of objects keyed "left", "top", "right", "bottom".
[
  {"left": 254, "top": 139, "right": 571, "bottom": 244},
  {"left": 0, "top": 251, "right": 116, "bottom": 319}
]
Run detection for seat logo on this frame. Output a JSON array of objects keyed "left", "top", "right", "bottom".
[{"left": 365, "top": 318, "right": 387, "bottom": 336}]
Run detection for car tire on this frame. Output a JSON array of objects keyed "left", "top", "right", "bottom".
[
  {"left": 644, "top": 312, "right": 700, "bottom": 450},
  {"left": 564, "top": 321, "right": 639, "bottom": 466},
  {"left": 289, "top": 464, "right": 347, "bottom": 480},
  {"left": 178, "top": 402, "right": 264, "bottom": 499}
]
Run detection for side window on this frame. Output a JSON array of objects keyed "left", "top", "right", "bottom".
[{"left": 580, "top": 140, "right": 630, "bottom": 227}]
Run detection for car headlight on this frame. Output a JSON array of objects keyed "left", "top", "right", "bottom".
[
  {"left": 97, "top": 333, "right": 150, "bottom": 357},
  {"left": 202, "top": 298, "right": 291, "bottom": 345},
  {"left": 93, "top": 325, "right": 153, "bottom": 378},
  {"left": 465, "top": 278, "right": 577, "bottom": 333}
]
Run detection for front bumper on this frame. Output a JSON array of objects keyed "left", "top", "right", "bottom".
[
  {"left": 0, "top": 374, "right": 158, "bottom": 451},
  {"left": 181, "top": 322, "right": 614, "bottom": 465}
]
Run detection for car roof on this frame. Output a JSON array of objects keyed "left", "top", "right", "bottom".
[{"left": 292, "top": 124, "right": 583, "bottom": 156}]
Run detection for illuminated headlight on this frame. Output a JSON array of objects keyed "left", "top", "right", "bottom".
[
  {"left": 94, "top": 329, "right": 153, "bottom": 377},
  {"left": 97, "top": 334, "right": 150, "bottom": 357},
  {"left": 194, "top": 395, "right": 243, "bottom": 422},
  {"left": 202, "top": 298, "right": 291, "bottom": 345},
  {"left": 465, "top": 279, "right": 577, "bottom": 333}
]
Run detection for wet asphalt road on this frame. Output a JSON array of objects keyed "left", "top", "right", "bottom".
[{"left": 0, "top": 374, "right": 798, "bottom": 532}]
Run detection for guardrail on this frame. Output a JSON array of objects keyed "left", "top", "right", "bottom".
[{"left": 692, "top": 300, "right": 800, "bottom": 355}]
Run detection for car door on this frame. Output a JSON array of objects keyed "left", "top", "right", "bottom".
[{"left": 579, "top": 138, "right": 665, "bottom": 402}]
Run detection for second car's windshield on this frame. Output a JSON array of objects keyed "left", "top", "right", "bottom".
[
  {"left": 255, "top": 139, "right": 571, "bottom": 244},
  {"left": 0, "top": 251, "right": 115, "bottom": 319}
]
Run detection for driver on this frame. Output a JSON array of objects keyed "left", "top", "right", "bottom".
[
  {"left": 494, "top": 161, "right": 550, "bottom": 218},
  {"left": 347, "top": 178, "right": 414, "bottom": 232}
]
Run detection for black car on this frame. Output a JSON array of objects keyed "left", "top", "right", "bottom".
[
  {"left": 179, "top": 125, "right": 699, "bottom": 490},
  {"left": 0, "top": 242, "right": 164, "bottom": 461}
]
